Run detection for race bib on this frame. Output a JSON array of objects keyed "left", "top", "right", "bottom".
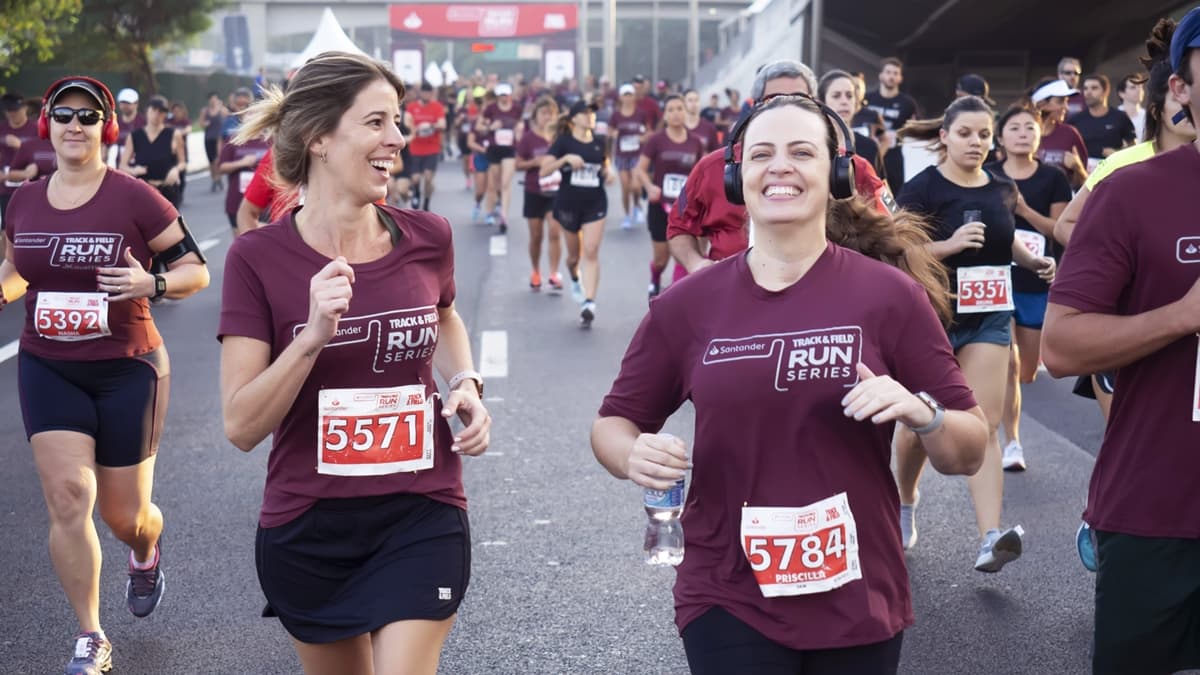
[
  {"left": 618, "top": 135, "right": 641, "bottom": 153},
  {"left": 569, "top": 163, "right": 601, "bottom": 188},
  {"left": 594, "top": 121, "right": 609, "bottom": 136},
  {"left": 538, "top": 169, "right": 562, "bottom": 193},
  {"left": 956, "top": 265, "right": 1014, "bottom": 314},
  {"left": 1193, "top": 336, "right": 1200, "bottom": 422},
  {"left": 238, "top": 170, "right": 253, "bottom": 195},
  {"left": 494, "top": 129, "right": 514, "bottom": 147},
  {"left": 34, "top": 292, "right": 111, "bottom": 341},
  {"left": 662, "top": 173, "right": 688, "bottom": 201},
  {"left": 460, "top": 122, "right": 471, "bottom": 134},
  {"left": 741, "top": 493, "right": 862, "bottom": 597},
  {"left": 417, "top": 123, "right": 435, "bottom": 138},
  {"left": 1014, "top": 230, "right": 1046, "bottom": 258},
  {"left": 317, "top": 385, "right": 435, "bottom": 476}
]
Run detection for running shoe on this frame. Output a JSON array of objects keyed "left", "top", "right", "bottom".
[
  {"left": 126, "top": 543, "right": 165, "bottom": 618},
  {"left": 65, "top": 632, "right": 112, "bottom": 675},
  {"left": 471, "top": 204, "right": 481, "bottom": 224},
  {"left": 530, "top": 270, "right": 542, "bottom": 290},
  {"left": 1077, "top": 522, "right": 1098, "bottom": 573},
  {"left": 1002, "top": 440, "right": 1027, "bottom": 472},
  {"left": 570, "top": 279, "right": 586, "bottom": 304},
  {"left": 648, "top": 281, "right": 660, "bottom": 300},
  {"left": 621, "top": 215, "right": 633, "bottom": 230},
  {"left": 498, "top": 218, "right": 508, "bottom": 235},
  {"left": 974, "top": 526, "right": 1024, "bottom": 573},
  {"left": 900, "top": 494, "right": 918, "bottom": 550},
  {"left": 580, "top": 301, "right": 596, "bottom": 327},
  {"left": 636, "top": 206, "right": 647, "bottom": 224},
  {"left": 485, "top": 213, "right": 496, "bottom": 227},
  {"left": 547, "top": 274, "right": 563, "bottom": 294}
]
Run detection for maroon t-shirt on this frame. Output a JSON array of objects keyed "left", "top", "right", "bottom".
[
  {"left": 217, "top": 206, "right": 466, "bottom": 528},
  {"left": 1036, "top": 123, "right": 1088, "bottom": 174},
  {"left": 11, "top": 137, "right": 57, "bottom": 181},
  {"left": 1, "top": 119, "right": 40, "bottom": 197},
  {"left": 515, "top": 131, "right": 553, "bottom": 195},
  {"left": 1049, "top": 143, "right": 1200, "bottom": 538},
  {"left": 6, "top": 169, "right": 176, "bottom": 360},
  {"left": 217, "top": 138, "right": 270, "bottom": 216},
  {"left": 637, "top": 96, "right": 662, "bottom": 131},
  {"left": 640, "top": 130, "right": 703, "bottom": 206},
  {"left": 610, "top": 108, "right": 649, "bottom": 160},
  {"left": 482, "top": 102, "right": 523, "bottom": 148},
  {"left": 688, "top": 118, "right": 720, "bottom": 154},
  {"left": 598, "top": 244, "right": 976, "bottom": 649}
]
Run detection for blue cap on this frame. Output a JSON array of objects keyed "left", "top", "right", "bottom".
[{"left": 1171, "top": 6, "right": 1200, "bottom": 72}]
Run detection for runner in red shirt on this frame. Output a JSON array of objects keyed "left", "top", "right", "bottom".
[
  {"left": 593, "top": 94, "right": 986, "bottom": 674},
  {"left": 405, "top": 82, "right": 447, "bottom": 211}
]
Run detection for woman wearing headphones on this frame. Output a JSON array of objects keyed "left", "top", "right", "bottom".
[
  {"left": 592, "top": 94, "right": 987, "bottom": 674},
  {"left": 0, "top": 76, "right": 209, "bottom": 675}
]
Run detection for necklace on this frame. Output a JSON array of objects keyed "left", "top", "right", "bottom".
[{"left": 50, "top": 170, "right": 104, "bottom": 210}]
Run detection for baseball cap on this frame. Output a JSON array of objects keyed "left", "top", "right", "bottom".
[
  {"left": 50, "top": 80, "right": 110, "bottom": 112},
  {"left": 495, "top": 83, "right": 513, "bottom": 96},
  {"left": 116, "top": 88, "right": 138, "bottom": 104},
  {"left": 1, "top": 92, "right": 25, "bottom": 111},
  {"left": 619, "top": 84, "right": 635, "bottom": 96},
  {"left": 632, "top": 74, "right": 647, "bottom": 84},
  {"left": 957, "top": 74, "right": 995, "bottom": 107},
  {"left": 1031, "top": 79, "right": 1077, "bottom": 104},
  {"left": 146, "top": 95, "right": 170, "bottom": 112},
  {"left": 1171, "top": 6, "right": 1200, "bottom": 72},
  {"left": 568, "top": 100, "right": 598, "bottom": 117}
]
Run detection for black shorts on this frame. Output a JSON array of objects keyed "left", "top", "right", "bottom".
[
  {"left": 0, "top": 193, "right": 11, "bottom": 230},
  {"left": 1093, "top": 531, "right": 1200, "bottom": 674},
  {"left": 457, "top": 133, "right": 471, "bottom": 156},
  {"left": 523, "top": 191, "right": 555, "bottom": 219},
  {"left": 397, "top": 149, "right": 413, "bottom": 179},
  {"left": 553, "top": 192, "right": 607, "bottom": 233},
  {"left": 681, "top": 607, "right": 903, "bottom": 675},
  {"left": 647, "top": 202, "right": 669, "bottom": 242},
  {"left": 18, "top": 346, "right": 169, "bottom": 467},
  {"left": 1072, "top": 371, "right": 1116, "bottom": 400},
  {"left": 256, "top": 493, "right": 470, "bottom": 644},
  {"left": 486, "top": 145, "right": 516, "bottom": 164},
  {"left": 409, "top": 153, "right": 440, "bottom": 175},
  {"left": 204, "top": 137, "right": 219, "bottom": 163}
]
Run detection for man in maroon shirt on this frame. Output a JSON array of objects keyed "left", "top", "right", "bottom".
[
  {"left": 632, "top": 75, "right": 662, "bottom": 131},
  {"left": 0, "top": 92, "right": 37, "bottom": 227},
  {"left": 1042, "top": 11, "right": 1200, "bottom": 672}
]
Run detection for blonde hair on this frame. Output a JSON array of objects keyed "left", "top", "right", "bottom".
[{"left": 235, "top": 51, "right": 406, "bottom": 188}]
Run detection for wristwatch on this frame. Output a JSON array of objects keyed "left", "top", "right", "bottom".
[
  {"left": 907, "top": 392, "right": 945, "bottom": 435},
  {"left": 449, "top": 370, "right": 484, "bottom": 397},
  {"left": 152, "top": 274, "right": 167, "bottom": 299}
]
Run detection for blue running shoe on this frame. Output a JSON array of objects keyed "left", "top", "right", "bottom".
[
  {"left": 126, "top": 543, "right": 165, "bottom": 618},
  {"left": 1077, "top": 522, "right": 1098, "bottom": 572}
]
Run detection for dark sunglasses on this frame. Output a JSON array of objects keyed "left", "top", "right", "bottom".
[
  {"left": 1060, "top": 70, "right": 1081, "bottom": 76},
  {"left": 50, "top": 106, "right": 105, "bottom": 126}
]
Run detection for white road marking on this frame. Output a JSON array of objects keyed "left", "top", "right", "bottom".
[
  {"left": 198, "top": 237, "right": 221, "bottom": 252},
  {"left": 489, "top": 235, "right": 507, "bottom": 256},
  {"left": 0, "top": 340, "right": 17, "bottom": 364},
  {"left": 479, "top": 330, "right": 508, "bottom": 378}
]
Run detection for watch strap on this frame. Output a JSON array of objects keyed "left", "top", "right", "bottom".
[
  {"left": 449, "top": 370, "right": 483, "bottom": 397},
  {"left": 908, "top": 392, "right": 945, "bottom": 435},
  {"left": 152, "top": 274, "right": 167, "bottom": 299}
]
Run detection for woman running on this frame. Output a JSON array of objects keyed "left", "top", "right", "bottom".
[
  {"left": 220, "top": 52, "right": 490, "bottom": 675},
  {"left": 983, "top": 106, "right": 1072, "bottom": 471},
  {"left": 2, "top": 76, "right": 209, "bottom": 675},
  {"left": 1031, "top": 79, "right": 1089, "bottom": 189},
  {"left": 893, "top": 96, "right": 1056, "bottom": 572},
  {"left": 682, "top": 89, "right": 720, "bottom": 153},
  {"left": 819, "top": 69, "right": 883, "bottom": 176},
  {"left": 479, "top": 83, "right": 522, "bottom": 231},
  {"left": 542, "top": 100, "right": 612, "bottom": 327},
  {"left": 633, "top": 94, "right": 703, "bottom": 299},
  {"left": 593, "top": 94, "right": 987, "bottom": 675},
  {"left": 119, "top": 95, "right": 186, "bottom": 207},
  {"left": 609, "top": 84, "right": 650, "bottom": 229},
  {"left": 515, "top": 96, "right": 564, "bottom": 292}
]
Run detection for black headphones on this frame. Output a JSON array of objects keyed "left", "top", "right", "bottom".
[{"left": 723, "top": 94, "right": 857, "bottom": 205}]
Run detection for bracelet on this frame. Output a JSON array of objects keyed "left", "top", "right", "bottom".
[{"left": 448, "top": 370, "right": 483, "bottom": 397}]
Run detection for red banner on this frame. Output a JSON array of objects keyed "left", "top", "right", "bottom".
[{"left": 390, "top": 4, "right": 578, "bottom": 38}]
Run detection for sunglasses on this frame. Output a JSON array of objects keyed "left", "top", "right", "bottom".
[
  {"left": 50, "top": 106, "right": 105, "bottom": 126},
  {"left": 1060, "top": 70, "right": 1081, "bottom": 76}
]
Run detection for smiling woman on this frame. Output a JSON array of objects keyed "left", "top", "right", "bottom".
[
  {"left": 220, "top": 51, "right": 490, "bottom": 675},
  {"left": 591, "top": 94, "right": 988, "bottom": 674}
]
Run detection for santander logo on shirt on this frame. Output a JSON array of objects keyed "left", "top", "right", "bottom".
[
  {"left": 14, "top": 232, "right": 124, "bottom": 268},
  {"left": 703, "top": 326, "right": 863, "bottom": 391}
]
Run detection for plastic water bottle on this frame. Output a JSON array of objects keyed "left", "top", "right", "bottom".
[{"left": 643, "top": 477, "right": 685, "bottom": 566}]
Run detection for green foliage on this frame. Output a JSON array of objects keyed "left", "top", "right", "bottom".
[{"left": 0, "top": 0, "right": 83, "bottom": 77}]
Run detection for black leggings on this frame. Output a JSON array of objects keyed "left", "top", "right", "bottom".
[{"left": 681, "top": 607, "right": 903, "bottom": 675}]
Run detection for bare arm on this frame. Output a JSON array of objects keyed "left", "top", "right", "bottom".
[
  {"left": 235, "top": 198, "right": 264, "bottom": 236},
  {"left": 1016, "top": 198, "right": 1067, "bottom": 239},
  {"left": 95, "top": 220, "right": 209, "bottom": 302},
  {"left": 119, "top": 136, "right": 137, "bottom": 174},
  {"left": 668, "top": 234, "right": 712, "bottom": 273},
  {"left": 632, "top": 154, "right": 658, "bottom": 199},
  {"left": 0, "top": 237, "right": 28, "bottom": 306},
  {"left": 1053, "top": 186, "right": 1090, "bottom": 247},
  {"left": 5, "top": 162, "right": 36, "bottom": 182},
  {"left": 431, "top": 303, "right": 490, "bottom": 455}
]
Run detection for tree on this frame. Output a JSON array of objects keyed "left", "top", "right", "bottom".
[
  {"left": 59, "top": 0, "right": 230, "bottom": 93},
  {"left": 0, "top": 0, "right": 82, "bottom": 78}
]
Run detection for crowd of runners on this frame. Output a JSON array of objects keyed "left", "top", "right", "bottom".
[{"left": 0, "top": 6, "right": 1198, "bottom": 674}]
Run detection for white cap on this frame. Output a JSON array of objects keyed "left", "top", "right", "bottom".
[
  {"left": 116, "top": 88, "right": 139, "bottom": 104},
  {"left": 495, "top": 83, "right": 513, "bottom": 96},
  {"left": 1031, "top": 80, "right": 1077, "bottom": 104},
  {"left": 619, "top": 84, "right": 635, "bottom": 96}
]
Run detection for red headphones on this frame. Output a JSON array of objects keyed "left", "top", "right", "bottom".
[{"left": 38, "top": 76, "right": 120, "bottom": 145}]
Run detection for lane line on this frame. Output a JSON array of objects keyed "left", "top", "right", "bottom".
[
  {"left": 479, "top": 330, "right": 508, "bottom": 378},
  {"left": 198, "top": 237, "right": 222, "bottom": 253},
  {"left": 489, "top": 235, "right": 507, "bottom": 257},
  {"left": 0, "top": 339, "right": 17, "bottom": 364}
]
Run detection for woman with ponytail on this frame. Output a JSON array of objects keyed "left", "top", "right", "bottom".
[
  {"left": 593, "top": 94, "right": 986, "bottom": 673},
  {"left": 219, "top": 51, "right": 491, "bottom": 674},
  {"left": 893, "top": 95, "right": 1057, "bottom": 574}
]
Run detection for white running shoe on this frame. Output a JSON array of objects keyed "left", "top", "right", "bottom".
[
  {"left": 570, "top": 280, "right": 585, "bottom": 304},
  {"left": 580, "top": 301, "right": 596, "bottom": 327},
  {"left": 899, "top": 494, "right": 918, "bottom": 550},
  {"left": 974, "top": 526, "right": 1024, "bottom": 573},
  {"left": 621, "top": 215, "right": 633, "bottom": 230},
  {"left": 1002, "top": 441, "right": 1027, "bottom": 471}
]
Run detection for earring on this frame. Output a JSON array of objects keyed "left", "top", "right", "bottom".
[{"left": 320, "top": 150, "right": 327, "bottom": 163}]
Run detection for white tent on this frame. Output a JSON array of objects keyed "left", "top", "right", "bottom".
[{"left": 290, "top": 7, "right": 368, "bottom": 69}]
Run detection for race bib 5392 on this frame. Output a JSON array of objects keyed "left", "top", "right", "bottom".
[{"left": 34, "top": 291, "right": 110, "bottom": 341}]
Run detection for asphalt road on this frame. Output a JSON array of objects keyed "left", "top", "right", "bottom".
[{"left": 0, "top": 164, "right": 1108, "bottom": 675}]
